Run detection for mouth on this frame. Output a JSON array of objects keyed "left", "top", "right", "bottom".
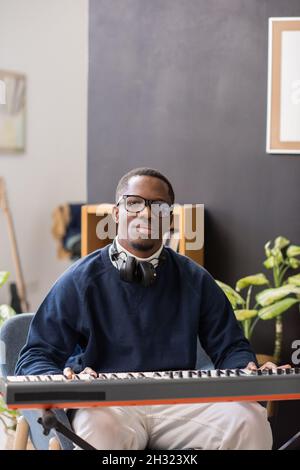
[
  {"left": 136, "top": 226, "right": 151, "bottom": 234},
  {"left": 128, "top": 219, "right": 160, "bottom": 239}
]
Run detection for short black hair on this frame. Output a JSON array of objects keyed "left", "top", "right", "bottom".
[{"left": 115, "top": 167, "right": 175, "bottom": 204}]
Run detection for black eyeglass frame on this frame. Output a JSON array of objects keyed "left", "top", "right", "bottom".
[{"left": 116, "top": 194, "right": 173, "bottom": 217}]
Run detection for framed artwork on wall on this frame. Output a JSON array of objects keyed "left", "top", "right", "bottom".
[
  {"left": 0, "top": 70, "right": 26, "bottom": 153},
  {"left": 0, "top": 79, "right": 5, "bottom": 105},
  {"left": 267, "top": 18, "right": 300, "bottom": 154}
]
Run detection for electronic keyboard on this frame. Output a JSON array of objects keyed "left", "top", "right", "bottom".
[{"left": 1, "top": 368, "right": 299, "bottom": 409}]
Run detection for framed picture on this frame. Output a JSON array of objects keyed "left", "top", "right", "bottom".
[
  {"left": 0, "top": 70, "right": 26, "bottom": 153},
  {"left": 267, "top": 18, "right": 300, "bottom": 154}
]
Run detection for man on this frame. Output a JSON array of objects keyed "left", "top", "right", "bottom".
[{"left": 16, "top": 167, "right": 283, "bottom": 450}]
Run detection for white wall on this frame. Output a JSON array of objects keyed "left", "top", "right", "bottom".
[{"left": 0, "top": 0, "right": 88, "bottom": 311}]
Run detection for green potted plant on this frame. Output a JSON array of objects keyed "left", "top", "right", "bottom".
[{"left": 216, "top": 236, "right": 300, "bottom": 363}]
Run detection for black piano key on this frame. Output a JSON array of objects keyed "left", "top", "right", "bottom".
[
  {"left": 40, "top": 375, "right": 52, "bottom": 381},
  {"left": 153, "top": 372, "right": 162, "bottom": 378},
  {"left": 200, "top": 370, "right": 208, "bottom": 377},
  {"left": 173, "top": 371, "right": 182, "bottom": 378}
]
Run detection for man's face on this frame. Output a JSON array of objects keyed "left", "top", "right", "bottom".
[{"left": 113, "top": 175, "right": 173, "bottom": 256}]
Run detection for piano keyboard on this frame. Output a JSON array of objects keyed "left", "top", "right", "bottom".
[{"left": 1, "top": 368, "right": 299, "bottom": 409}]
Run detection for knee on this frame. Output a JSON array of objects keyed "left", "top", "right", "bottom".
[
  {"left": 222, "top": 403, "right": 273, "bottom": 450},
  {"left": 72, "top": 408, "right": 122, "bottom": 448}
]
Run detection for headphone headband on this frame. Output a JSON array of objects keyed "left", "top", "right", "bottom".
[{"left": 110, "top": 240, "right": 165, "bottom": 287}]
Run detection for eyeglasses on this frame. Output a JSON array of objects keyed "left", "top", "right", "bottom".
[{"left": 116, "top": 195, "right": 173, "bottom": 217}]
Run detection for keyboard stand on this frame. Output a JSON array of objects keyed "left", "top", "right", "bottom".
[
  {"left": 278, "top": 430, "right": 300, "bottom": 450},
  {"left": 37, "top": 409, "right": 96, "bottom": 450}
]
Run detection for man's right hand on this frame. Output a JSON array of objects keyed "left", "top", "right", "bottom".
[{"left": 63, "top": 366, "right": 98, "bottom": 379}]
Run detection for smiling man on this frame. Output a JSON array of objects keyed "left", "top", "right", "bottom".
[{"left": 15, "top": 167, "right": 276, "bottom": 450}]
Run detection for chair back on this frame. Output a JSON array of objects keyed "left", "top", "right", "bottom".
[{"left": 0, "top": 313, "right": 34, "bottom": 377}]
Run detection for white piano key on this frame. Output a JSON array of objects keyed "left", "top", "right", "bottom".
[
  {"left": 7, "top": 376, "right": 28, "bottom": 382},
  {"left": 39, "top": 375, "right": 51, "bottom": 381},
  {"left": 76, "top": 374, "right": 93, "bottom": 381},
  {"left": 51, "top": 375, "right": 66, "bottom": 381},
  {"left": 27, "top": 375, "right": 41, "bottom": 382}
]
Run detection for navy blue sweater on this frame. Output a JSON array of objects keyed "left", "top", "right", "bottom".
[{"left": 15, "top": 245, "right": 256, "bottom": 376}]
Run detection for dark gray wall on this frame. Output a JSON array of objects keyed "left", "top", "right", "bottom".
[{"left": 88, "top": 0, "right": 300, "bottom": 446}]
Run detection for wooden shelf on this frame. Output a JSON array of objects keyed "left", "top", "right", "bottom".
[{"left": 81, "top": 203, "right": 204, "bottom": 265}]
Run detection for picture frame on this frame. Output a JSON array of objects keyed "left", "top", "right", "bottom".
[
  {"left": 0, "top": 70, "right": 26, "bottom": 153},
  {"left": 266, "top": 18, "right": 300, "bottom": 154}
]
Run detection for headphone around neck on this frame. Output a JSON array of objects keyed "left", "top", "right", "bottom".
[{"left": 110, "top": 240, "right": 166, "bottom": 287}]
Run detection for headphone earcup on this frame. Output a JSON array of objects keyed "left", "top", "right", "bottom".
[
  {"left": 120, "top": 256, "right": 136, "bottom": 283},
  {"left": 111, "top": 240, "right": 165, "bottom": 286},
  {"left": 138, "top": 262, "right": 156, "bottom": 287}
]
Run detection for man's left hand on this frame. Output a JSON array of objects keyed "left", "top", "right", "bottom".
[{"left": 246, "top": 361, "right": 292, "bottom": 371}]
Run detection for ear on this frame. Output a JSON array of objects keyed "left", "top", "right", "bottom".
[
  {"left": 169, "top": 210, "right": 174, "bottom": 229},
  {"left": 112, "top": 205, "right": 119, "bottom": 224}
]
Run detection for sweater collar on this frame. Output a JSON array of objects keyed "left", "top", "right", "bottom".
[{"left": 109, "top": 236, "right": 164, "bottom": 269}]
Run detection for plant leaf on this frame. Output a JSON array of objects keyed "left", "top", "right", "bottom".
[
  {"left": 256, "top": 285, "right": 300, "bottom": 306},
  {"left": 288, "top": 258, "right": 300, "bottom": 269},
  {"left": 288, "top": 274, "right": 300, "bottom": 287},
  {"left": 216, "top": 281, "right": 244, "bottom": 308},
  {"left": 234, "top": 309, "right": 258, "bottom": 321},
  {"left": 0, "top": 304, "right": 15, "bottom": 325},
  {"left": 270, "top": 247, "right": 283, "bottom": 264},
  {"left": 286, "top": 245, "right": 300, "bottom": 258},
  {"left": 0, "top": 271, "right": 9, "bottom": 288},
  {"left": 258, "top": 298, "right": 299, "bottom": 320},
  {"left": 264, "top": 241, "right": 272, "bottom": 258},
  {"left": 264, "top": 257, "right": 275, "bottom": 269},
  {"left": 235, "top": 274, "right": 269, "bottom": 292},
  {"left": 274, "top": 236, "right": 290, "bottom": 250}
]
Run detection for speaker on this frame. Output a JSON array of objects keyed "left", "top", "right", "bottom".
[{"left": 110, "top": 241, "right": 165, "bottom": 287}]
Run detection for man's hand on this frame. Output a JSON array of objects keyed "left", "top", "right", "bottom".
[
  {"left": 63, "top": 366, "right": 98, "bottom": 379},
  {"left": 246, "top": 361, "right": 292, "bottom": 371}
]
